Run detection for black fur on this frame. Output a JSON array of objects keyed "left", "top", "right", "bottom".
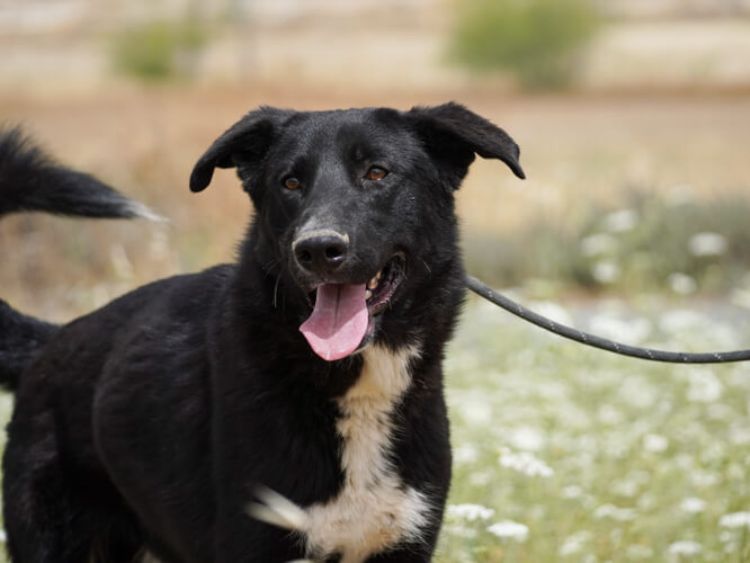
[
  {"left": 0, "top": 127, "right": 156, "bottom": 219},
  {"left": 0, "top": 104, "right": 523, "bottom": 562},
  {"left": 0, "top": 127, "right": 155, "bottom": 393}
]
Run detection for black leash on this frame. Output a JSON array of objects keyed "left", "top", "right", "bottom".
[{"left": 466, "top": 275, "right": 750, "bottom": 364}]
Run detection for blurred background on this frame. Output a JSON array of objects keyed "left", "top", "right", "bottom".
[{"left": 1, "top": 1, "right": 750, "bottom": 561}]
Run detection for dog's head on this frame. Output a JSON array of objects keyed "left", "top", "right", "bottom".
[{"left": 190, "top": 103, "right": 524, "bottom": 361}]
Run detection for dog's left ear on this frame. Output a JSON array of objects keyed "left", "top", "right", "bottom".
[
  {"left": 407, "top": 102, "right": 525, "bottom": 188},
  {"left": 190, "top": 106, "right": 292, "bottom": 193}
]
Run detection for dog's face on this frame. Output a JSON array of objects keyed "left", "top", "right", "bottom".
[{"left": 190, "top": 103, "right": 524, "bottom": 361}]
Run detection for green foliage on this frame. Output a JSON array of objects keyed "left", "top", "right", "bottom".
[
  {"left": 110, "top": 20, "right": 208, "bottom": 82},
  {"left": 450, "top": 0, "right": 600, "bottom": 90},
  {"left": 463, "top": 189, "right": 750, "bottom": 294}
]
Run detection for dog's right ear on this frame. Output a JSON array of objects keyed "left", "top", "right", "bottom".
[{"left": 189, "top": 107, "right": 291, "bottom": 193}]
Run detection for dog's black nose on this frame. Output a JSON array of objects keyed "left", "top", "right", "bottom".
[{"left": 293, "top": 231, "right": 349, "bottom": 275}]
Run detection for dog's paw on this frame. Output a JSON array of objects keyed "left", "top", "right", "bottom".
[{"left": 246, "top": 486, "right": 309, "bottom": 532}]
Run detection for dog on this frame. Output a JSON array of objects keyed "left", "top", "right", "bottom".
[{"left": 0, "top": 103, "right": 524, "bottom": 562}]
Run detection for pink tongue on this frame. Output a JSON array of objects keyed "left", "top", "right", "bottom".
[{"left": 299, "top": 283, "right": 369, "bottom": 361}]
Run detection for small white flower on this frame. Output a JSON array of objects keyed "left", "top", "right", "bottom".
[
  {"left": 499, "top": 447, "right": 554, "bottom": 478},
  {"left": 687, "top": 369, "right": 723, "bottom": 403},
  {"left": 719, "top": 511, "right": 750, "bottom": 529},
  {"left": 668, "top": 540, "right": 702, "bottom": 557},
  {"left": 447, "top": 504, "right": 495, "bottom": 522},
  {"left": 487, "top": 520, "right": 529, "bottom": 542},
  {"left": 453, "top": 444, "right": 479, "bottom": 465},
  {"left": 594, "top": 503, "right": 637, "bottom": 522},
  {"left": 668, "top": 273, "right": 697, "bottom": 295},
  {"left": 603, "top": 209, "right": 639, "bottom": 232},
  {"left": 589, "top": 315, "right": 651, "bottom": 346},
  {"left": 580, "top": 233, "right": 617, "bottom": 256},
  {"left": 509, "top": 426, "right": 545, "bottom": 452},
  {"left": 592, "top": 260, "right": 620, "bottom": 284},
  {"left": 689, "top": 232, "right": 727, "bottom": 256},
  {"left": 680, "top": 497, "right": 706, "bottom": 514},
  {"left": 643, "top": 433, "right": 669, "bottom": 453},
  {"left": 558, "top": 531, "right": 592, "bottom": 556},
  {"left": 562, "top": 485, "right": 583, "bottom": 499}
]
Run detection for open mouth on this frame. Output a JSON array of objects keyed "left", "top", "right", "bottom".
[
  {"left": 365, "top": 252, "right": 406, "bottom": 315},
  {"left": 298, "top": 253, "right": 406, "bottom": 361}
]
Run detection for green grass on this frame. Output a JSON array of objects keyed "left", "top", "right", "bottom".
[{"left": 0, "top": 298, "right": 748, "bottom": 561}]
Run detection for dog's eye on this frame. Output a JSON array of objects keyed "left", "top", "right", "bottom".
[
  {"left": 283, "top": 177, "right": 302, "bottom": 191},
  {"left": 364, "top": 166, "right": 388, "bottom": 182}
]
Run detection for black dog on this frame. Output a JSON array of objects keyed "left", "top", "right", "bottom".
[{"left": 0, "top": 104, "right": 524, "bottom": 563}]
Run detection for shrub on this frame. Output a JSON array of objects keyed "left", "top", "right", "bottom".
[
  {"left": 110, "top": 20, "right": 208, "bottom": 83},
  {"left": 450, "top": 0, "right": 600, "bottom": 90},
  {"left": 463, "top": 189, "right": 750, "bottom": 295}
]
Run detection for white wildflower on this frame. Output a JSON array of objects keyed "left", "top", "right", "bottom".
[
  {"left": 589, "top": 315, "right": 651, "bottom": 346},
  {"left": 592, "top": 260, "right": 620, "bottom": 284},
  {"left": 509, "top": 426, "right": 545, "bottom": 452},
  {"left": 487, "top": 520, "right": 529, "bottom": 542},
  {"left": 447, "top": 504, "right": 495, "bottom": 522},
  {"left": 558, "top": 531, "right": 592, "bottom": 556},
  {"left": 580, "top": 233, "right": 617, "bottom": 256},
  {"left": 689, "top": 232, "right": 727, "bottom": 256},
  {"left": 499, "top": 447, "right": 554, "bottom": 478},
  {"left": 594, "top": 503, "right": 637, "bottom": 522},
  {"left": 603, "top": 209, "right": 639, "bottom": 232},
  {"left": 453, "top": 444, "right": 479, "bottom": 465},
  {"left": 562, "top": 485, "right": 583, "bottom": 499},
  {"left": 691, "top": 470, "right": 719, "bottom": 488},
  {"left": 679, "top": 497, "right": 706, "bottom": 514},
  {"left": 643, "top": 433, "right": 669, "bottom": 453},
  {"left": 668, "top": 540, "right": 702, "bottom": 557},
  {"left": 687, "top": 368, "right": 723, "bottom": 403},
  {"left": 719, "top": 511, "right": 750, "bottom": 529},
  {"left": 668, "top": 273, "right": 697, "bottom": 295}
]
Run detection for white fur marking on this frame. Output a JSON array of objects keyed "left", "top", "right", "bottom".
[
  {"left": 247, "top": 345, "right": 432, "bottom": 563},
  {"left": 304, "top": 344, "right": 431, "bottom": 562}
]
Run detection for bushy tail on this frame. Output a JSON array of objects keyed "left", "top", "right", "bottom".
[
  {"left": 0, "top": 126, "right": 159, "bottom": 220},
  {"left": 0, "top": 126, "right": 156, "bottom": 390}
]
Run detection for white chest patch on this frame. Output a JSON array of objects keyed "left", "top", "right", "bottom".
[{"left": 248, "top": 344, "right": 432, "bottom": 563}]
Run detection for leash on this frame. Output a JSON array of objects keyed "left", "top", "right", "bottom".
[{"left": 466, "top": 275, "right": 750, "bottom": 364}]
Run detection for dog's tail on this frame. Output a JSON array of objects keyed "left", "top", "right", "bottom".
[
  {"left": 0, "top": 126, "right": 156, "bottom": 391},
  {"left": 0, "top": 126, "right": 159, "bottom": 220}
]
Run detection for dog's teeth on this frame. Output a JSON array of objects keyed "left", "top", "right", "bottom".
[
  {"left": 365, "top": 289, "right": 373, "bottom": 300},
  {"left": 367, "top": 278, "right": 378, "bottom": 290}
]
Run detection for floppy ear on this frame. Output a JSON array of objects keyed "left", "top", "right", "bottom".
[
  {"left": 407, "top": 102, "right": 525, "bottom": 188},
  {"left": 189, "top": 106, "right": 291, "bottom": 193}
]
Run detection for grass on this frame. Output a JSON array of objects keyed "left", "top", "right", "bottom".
[
  {"left": 437, "top": 297, "right": 750, "bottom": 561},
  {"left": 0, "top": 297, "right": 748, "bottom": 561}
]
